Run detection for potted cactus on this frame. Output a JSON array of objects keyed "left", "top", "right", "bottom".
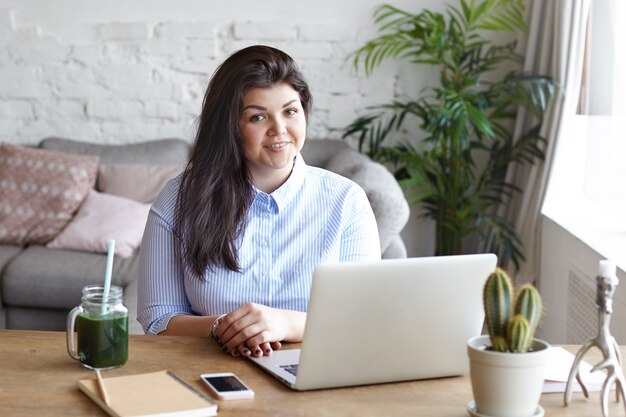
[{"left": 467, "top": 268, "right": 550, "bottom": 417}]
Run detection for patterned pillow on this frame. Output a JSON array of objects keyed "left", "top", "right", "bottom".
[{"left": 0, "top": 143, "right": 99, "bottom": 245}]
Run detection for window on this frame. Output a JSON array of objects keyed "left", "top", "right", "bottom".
[
  {"left": 543, "top": 0, "right": 626, "bottom": 268},
  {"left": 580, "top": 0, "right": 626, "bottom": 221}
]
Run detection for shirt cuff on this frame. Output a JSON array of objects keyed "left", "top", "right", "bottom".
[{"left": 152, "top": 312, "right": 192, "bottom": 335}]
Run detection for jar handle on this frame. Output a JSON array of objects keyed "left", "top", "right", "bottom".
[{"left": 66, "top": 306, "right": 82, "bottom": 360}]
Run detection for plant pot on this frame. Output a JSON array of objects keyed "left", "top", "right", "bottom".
[{"left": 467, "top": 335, "right": 550, "bottom": 417}]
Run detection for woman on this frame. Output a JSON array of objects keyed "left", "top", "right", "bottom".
[{"left": 137, "top": 45, "right": 380, "bottom": 358}]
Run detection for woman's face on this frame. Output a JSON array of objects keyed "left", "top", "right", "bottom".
[{"left": 239, "top": 82, "right": 306, "bottom": 191}]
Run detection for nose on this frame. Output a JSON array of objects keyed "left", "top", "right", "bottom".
[{"left": 268, "top": 117, "right": 287, "bottom": 136}]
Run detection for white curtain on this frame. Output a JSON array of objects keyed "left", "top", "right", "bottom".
[{"left": 503, "top": 0, "right": 592, "bottom": 285}]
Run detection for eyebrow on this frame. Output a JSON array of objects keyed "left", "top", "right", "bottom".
[{"left": 242, "top": 99, "right": 299, "bottom": 112}]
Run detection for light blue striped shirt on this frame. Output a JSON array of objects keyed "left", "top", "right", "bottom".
[{"left": 137, "top": 154, "right": 381, "bottom": 334}]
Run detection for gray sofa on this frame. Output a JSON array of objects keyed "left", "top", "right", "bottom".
[{"left": 0, "top": 138, "right": 409, "bottom": 333}]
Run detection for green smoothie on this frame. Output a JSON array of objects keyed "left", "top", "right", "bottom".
[{"left": 76, "top": 314, "right": 128, "bottom": 369}]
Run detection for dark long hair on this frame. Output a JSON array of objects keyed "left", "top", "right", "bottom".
[{"left": 176, "top": 45, "right": 312, "bottom": 276}]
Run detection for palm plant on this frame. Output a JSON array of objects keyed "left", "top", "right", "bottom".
[{"left": 344, "top": 0, "right": 557, "bottom": 270}]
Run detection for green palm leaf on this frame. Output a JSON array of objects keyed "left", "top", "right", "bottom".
[{"left": 344, "top": 0, "right": 559, "bottom": 270}]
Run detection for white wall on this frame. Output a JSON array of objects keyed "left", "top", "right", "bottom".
[
  {"left": 0, "top": 0, "right": 444, "bottom": 146},
  {"left": 0, "top": 0, "right": 450, "bottom": 257},
  {"left": 539, "top": 112, "right": 626, "bottom": 344}
]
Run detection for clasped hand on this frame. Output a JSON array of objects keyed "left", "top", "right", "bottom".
[{"left": 215, "top": 303, "right": 304, "bottom": 358}]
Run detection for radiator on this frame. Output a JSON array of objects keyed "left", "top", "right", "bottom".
[{"left": 566, "top": 268, "right": 597, "bottom": 343}]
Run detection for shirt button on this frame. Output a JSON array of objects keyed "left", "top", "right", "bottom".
[{"left": 261, "top": 271, "right": 267, "bottom": 277}]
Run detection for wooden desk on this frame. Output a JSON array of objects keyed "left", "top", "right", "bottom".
[{"left": 0, "top": 330, "right": 624, "bottom": 417}]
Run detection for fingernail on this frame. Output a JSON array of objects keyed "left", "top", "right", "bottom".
[
  {"left": 243, "top": 348, "right": 250, "bottom": 354},
  {"left": 255, "top": 348, "right": 262, "bottom": 356},
  {"left": 231, "top": 350, "right": 240, "bottom": 357},
  {"left": 265, "top": 348, "right": 271, "bottom": 354},
  {"left": 222, "top": 345, "right": 229, "bottom": 352}
]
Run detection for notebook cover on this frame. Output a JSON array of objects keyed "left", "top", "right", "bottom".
[{"left": 78, "top": 370, "right": 218, "bottom": 417}]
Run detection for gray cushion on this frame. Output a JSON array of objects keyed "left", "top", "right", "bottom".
[
  {"left": 2, "top": 245, "right": 138, "bottom": 309},
  {"left": 300, "top": 139, "right": 351, "bottom": 168},
  {"left": 383, "top": 236, "right": 408, "bottom": 259},
  {"left": 0, "top": 245, "right": 22, "bottom": 273},
  {"left": 39, "top": 137, "right": 190, "bottom": 165},
  {"left": 324, "top": 147, "right": 371, "bottom": 176},
  {"left": 6, "top": 307, "right": 69, "bottom": 331},
  {"left": 0, "top": 245, "right": 22, "bottom": 327},
  {"left": 325, "top": 149, "right": 410, "bottom": 253}
]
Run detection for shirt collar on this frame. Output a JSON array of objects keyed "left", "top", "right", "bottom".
[{"left": 251, "top": 153, "right": 306, "bottom": 212}]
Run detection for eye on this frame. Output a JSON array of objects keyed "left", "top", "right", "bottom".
[
  {"left": 249, "top": 114, "right": 266, "bottom": 122},
  {"left": 285, "top": 108, "right": 298, "bottom": 116}
]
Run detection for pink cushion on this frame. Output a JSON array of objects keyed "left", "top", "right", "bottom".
[
  {"left": 98, "top": 163, "right": 185, "bottom": 204},
  {"left": 47, "top": 190, "right": 151, "bottom": 258},
  {"left": 0, "top": 143, "right": 99, "bottom": 245}
]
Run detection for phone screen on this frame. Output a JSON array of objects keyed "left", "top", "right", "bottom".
[{"left": 203, "top": 375, "right": 249, "bottom": 392}]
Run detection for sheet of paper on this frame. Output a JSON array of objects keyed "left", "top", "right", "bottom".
[{"left": 543, "top": 346, "right": 607, "bottom": 394}]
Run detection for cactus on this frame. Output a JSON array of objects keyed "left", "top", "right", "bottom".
[
  {"left": 483, "top": 268, "right": 513, "bottom": 352},
  {"left": 483, "top": 268, "right": 543, "bottom": 353},
  {"left": 508, "top": 315, "right": 532, "bottom": 353},
  {"left": 514, "top": 283, "right": 543, "bottom": 334},
  {"left": 491, "top": 335, "right": 509, "bottom": 353}
]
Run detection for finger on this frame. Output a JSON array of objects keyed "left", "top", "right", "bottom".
[
  {"left": 236, "top": 330, "right": 274, "bottom": 352},
  {"left": 260, "top": 341, "right": 273, "bottom": 356},
  {"left": 248, "top": 344, "right": 264, "bottom": 357},
  {"left": 246, "top": 343, "right": 266, "bottom": 358},
  {"left": 215, "top": 307, "right": 250, "bottom": 340},
  {"left": 223, "top": 324, "right": 266, "bottom": 351},
  {"left": 219, "top": 313, "right": 257, "bottom": 345},
  {"left": 219, "top": 340, "right": 241, "bottom": 357},
  {"left": 219, "top": 307, "right": 266, "bottom": 344},
  {"left": 238, "top": 343, "right": 251, "bottom": 357}
]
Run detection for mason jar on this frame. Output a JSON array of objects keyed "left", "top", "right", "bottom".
[{"left": 66, "top": 285, "right": 129, "bottom": 370}]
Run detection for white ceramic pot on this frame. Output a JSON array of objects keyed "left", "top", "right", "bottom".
[{"left": 467, "top": 335, "right": 550, "bottom": 417}]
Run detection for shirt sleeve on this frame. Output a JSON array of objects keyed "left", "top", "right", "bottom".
[
  {"left": 339, "top": 185, "right": 382, "bottom": 262},
  {"left": 137, "top": 199, "right": 194, "bottom": 335}
]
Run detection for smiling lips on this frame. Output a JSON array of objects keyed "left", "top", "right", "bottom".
[{"left": 267, "top": 141, "right": 290, "bottom": 149}]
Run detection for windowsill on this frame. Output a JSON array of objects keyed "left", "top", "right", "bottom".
[
  {"left": 542, "top": 114, "right": 626, "bottom": 274},
  {"left": 542, "top": 198, "right": 626, "bottom": 273}
]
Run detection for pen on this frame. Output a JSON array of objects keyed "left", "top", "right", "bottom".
[{"left": 95, "top": 369, "right": 110, "bottom": 405}]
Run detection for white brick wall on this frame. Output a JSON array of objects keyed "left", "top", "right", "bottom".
[
  {"left": 96, "top": 22, "right": 151, "bottom": 40},
  {"left": 0, "top": 0, "right": 439, "bottom": 145},
  {"left": 233, "top": 23, "right": 295, "bottom": 41},
  {"left": 155, "top": 22, "right": 217, "bottom": 40}
]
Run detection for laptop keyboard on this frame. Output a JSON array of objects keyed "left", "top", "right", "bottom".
[{"left": 280, "top": 363, "right": 298, "bottom": 377}]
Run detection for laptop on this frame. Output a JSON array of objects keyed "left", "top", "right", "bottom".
[{"left": 248, "top": 253, "right": 497, "bottom": 390}]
